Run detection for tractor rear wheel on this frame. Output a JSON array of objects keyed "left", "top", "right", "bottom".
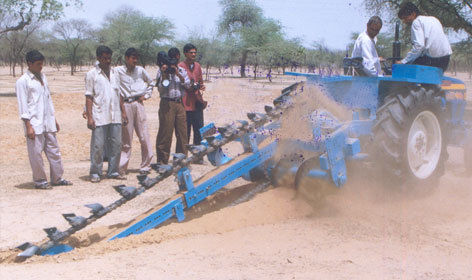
[{"left": 372, "top": 85, "right": 447, "bottom": 188}]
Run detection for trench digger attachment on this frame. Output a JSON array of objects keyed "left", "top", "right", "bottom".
[{"left": 14, "top": 62, "right": 470, "bottom": 259}]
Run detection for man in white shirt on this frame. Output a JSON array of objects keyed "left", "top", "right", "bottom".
[
  {"left": 115, "top": 48, "right": 154, "bottom": 175},
  {"left": 85, "top": 45, "right": 128, "bottom": 183},
  {"left": 351, "top": 16, "right": 383, "bottom": 77},
  {"left": 397, "top": 2, "right": 452, "bottom": 72},
  {"left": 16, "top": 50, "right": 72, "bottom": 189}
]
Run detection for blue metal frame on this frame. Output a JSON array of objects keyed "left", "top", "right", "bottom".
[{"left": 110, "top": 141, "right": 277, "bottom": 240}]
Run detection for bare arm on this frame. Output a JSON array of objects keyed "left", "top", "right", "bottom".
[
  {"left": 120, "top": 95, "right": 128, "bottom": 126},
  {"left": 85, "top": 95, "right": 95, "bottom": 130},
  {"left": 22, "top": 118, "right": 35, "bottom": 140}
]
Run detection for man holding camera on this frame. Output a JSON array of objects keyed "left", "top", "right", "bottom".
[
  {"left": 155, "top": 48, "right": 190, "bottom": 164},
  {"left": 179, "top": 43, "right": 206, "bottom": 147},
  {"left": 116, "top": 48, "right": 154, "bottom": 175}
]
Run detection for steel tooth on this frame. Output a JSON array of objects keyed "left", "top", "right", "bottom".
[
  {"left": 62, "top": 213, "right": 87, "bottom": 228},
  {"left": 157, "top": 164, "right": 173, "bottom": 175},
  {"left": 141, "top": 176, "right": 160, "bottom": 189},
  {"left": 141, "top": 176, "right": 157, "bottom": 189},
  {"left": 150, "top": 163, "right": 160, "bottom": 171},
  {"left": 264, "top": 105, "right": 274, "bottom": 113},
  {"left": 113, "top": 185, "right": 138, "bottom": 199},
  {"left": 172, "top": 153, "right": 186, "bottom": 166},
  {"left": 84, "top": 203, "right": 105, "bottom": 214},
  {"left": 188, "top": 145, "right": 207, "bottom": 156},
  {"left": 137, "top": 174, "right": 148, "bottom": 183},
  {"left": 247, "top": 112, "right": 267, "bottom": 123},
  {"left": 44, "top": 227, "right": 58, "bottom": 236},
  {"left": 18, "top": 245, "right": 39, "bottom": 257},
  {"left": 218, "top": 126, "right": 237, "bottom": 138},
  {"left": 43, "top": 227, "right": 66, "bottom": 242},
  {"left": 17, "top": 242, "right": 33, "bottom": 251},
  {"left": 205, "top": 136, "right": 223, "bottom": 147},
  {"left": 236, "top": 120, "right": 249, "bottom": 129}
]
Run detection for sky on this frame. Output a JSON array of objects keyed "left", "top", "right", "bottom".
[{"left": 64, "top": 0, "right": 372, "bottom": 50}]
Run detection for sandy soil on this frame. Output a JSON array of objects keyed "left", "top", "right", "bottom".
[{"left": 0, "top": 67, "right": 471, "bottom": 279}]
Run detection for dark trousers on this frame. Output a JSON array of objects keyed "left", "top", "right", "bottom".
[
  {"left": 413, "top": 55, "right": 450, "bottom": 72},
  {"left": 186, "top": 110, "right": 204, "bottom": 145},
  {"left": 90, "top": 124, "right": 122, "bottom": 176},
  {"left": 156, "top": 99, "right": 188, "bottom": 164}
]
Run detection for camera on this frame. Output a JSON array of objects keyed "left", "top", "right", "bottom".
[
  {"left": 190, "top": 79, "right": 201, "bottom": 91},
  {"left": 156, "top": 51, "right": 178, "bottom": 75}
]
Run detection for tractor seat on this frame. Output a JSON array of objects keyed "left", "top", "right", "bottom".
[{"left": 343, "top": 57, "right": 367, "bottom": 76}]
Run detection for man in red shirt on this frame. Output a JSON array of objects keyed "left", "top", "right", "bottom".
[{"left": 179, "top": 43, "right": 206, "bottom": 146}]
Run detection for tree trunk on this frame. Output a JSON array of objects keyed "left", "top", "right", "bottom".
[
  {"left": 240, "top": 50, "right": 249, "bottom": 78},
  {"left": 206, "top": 64, "right": 210, "bottom": 81},
  {"left": 12, "top": 61, "right": 16, "bottom": 77}
]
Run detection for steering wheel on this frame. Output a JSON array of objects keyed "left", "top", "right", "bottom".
[{"left": 381, "top": 58, "right": 394, "bottom": 75}]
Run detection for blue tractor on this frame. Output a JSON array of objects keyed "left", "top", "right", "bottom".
[{"left": 280, "top": 24, "right": 470, "bottom": 200}]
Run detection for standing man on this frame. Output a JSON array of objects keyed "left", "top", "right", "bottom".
[
  {"left": 85, "top": 45, "right": 128, "bottom": 183},
  {"left": 116, "top": 48, "right": 154, "bottom": 175},
  {"left": 179, "top": 43, "right": 206, "bottom": 147},
  {"left": 16, "top": 50, "right": 72, "bottom": 189},
  {"left": 397, "top": 2, "right": 452, "bottom": 72},
  {"left": 351, "top": 16, "right": 383, "bottom": 77},
  {"left": 155, "top": 48, "right": 190, "bottom": 164}
]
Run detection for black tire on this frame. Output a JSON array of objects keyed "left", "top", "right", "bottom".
[
  {"left": 294, "top": 157, "right": 337, "bottom": 206},
  {"left": 371, "top": 85, "right": 447, "bottom": 188}
]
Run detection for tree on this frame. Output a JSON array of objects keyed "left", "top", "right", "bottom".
[
  {"left": 53, "top": 19, "right": 92, "bottom": 75},
  {"left": 1, "top": 24, "right": 40, "bottom": 76},
  {"left": 218, "top": 0, "right": 264, "bottom": 77},
  {"left": 363, "top": 0, "right": 472, "bottom": 36},
  {"left": 241, "top": 18, "right": 284, "bottom": 79},
  {"left": 451, "top": 39, "right": 472, "bottom": 77},
  {"left": 0, "top": 0, "right": 82, "bottom": 36},
  {"left": 261, "top": 38, "right": 305, "bottom": 76},
  {"left": 100, "top": 6, "right": 174, "bottom": 66}
]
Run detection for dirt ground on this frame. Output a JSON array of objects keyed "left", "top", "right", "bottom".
[{"left": 0, "top": 66, "right": 471, "bottom": 279}]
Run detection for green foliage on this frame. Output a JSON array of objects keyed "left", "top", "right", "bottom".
[
  {"left": 52, "top": 19, "right": 93, "bottom": 74},
  {"left": 363, "top": 0, "right": 472, "bottom": 36},
  {"left": 305, "top": 40, "right": 345, "bottom": 72},
  {"left": 99, "top": 6, "right": 174, "bottom": 66},
  {"left": 0, "top": 0, "right": 82, "bottom": 35},
  {"left": 451, "top": 38, "right": 472, "bottom": 75},
  {"left": 218, "top": 0, "right": 284, "bottom": 77},
  {"left": 217, "top": 0, "right": 263, "bottom": 34}
]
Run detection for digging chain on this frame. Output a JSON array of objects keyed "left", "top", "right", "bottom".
[{"left": 17, "top": 82, "right": 303, "bottom": 258}]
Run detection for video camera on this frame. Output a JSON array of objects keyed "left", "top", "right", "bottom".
[
  {"left": 156, "top": 51, "right": 178, "bottom": 75},
  {"left": 190, "top": 79, "right": 202, "bottom": 91}
]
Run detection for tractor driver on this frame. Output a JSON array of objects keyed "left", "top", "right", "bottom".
[
  {"left": 396, "top": 2, "right": 452, "bottom": 72},
  {"left": 351, "top": 16, "right": 384, "bottom": 77}
]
